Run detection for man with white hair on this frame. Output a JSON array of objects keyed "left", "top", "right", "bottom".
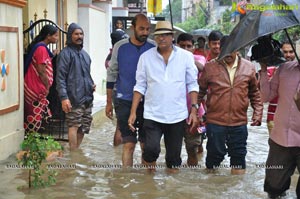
[{"left": 128, "top": 21, "right": 199, "bottom": 172}]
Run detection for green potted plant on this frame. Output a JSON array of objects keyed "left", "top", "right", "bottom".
[{"left": 17, "top": 132, "right": 63, "bottom": 188}]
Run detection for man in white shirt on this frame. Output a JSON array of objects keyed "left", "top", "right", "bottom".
[{"left": 128, "top": 21, "right": 199, "bottom": 172}]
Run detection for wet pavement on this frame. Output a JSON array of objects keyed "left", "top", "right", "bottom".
[{"left": 0, "top": 106, "right": 298, "bottom": 199}]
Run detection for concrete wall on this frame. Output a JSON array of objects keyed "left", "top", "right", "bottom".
[
  {"left": 23, "top": 0, "right": 110, "bottom": 101},
  {"left": 23, "top": 0, "right": 78, "bottom": 29},
  {"left": 112, "top": 7, "right": 129, "bottom": 19},
  {"left": 64, "top": 0, "right": 78, "bottom": 26},
  {"left": 0, "top": 1, "right": 26, "bottom": 160},
  {"left": 0, "top": 0, "right": 112, "bottom": 161},
  {"left": 78, "top": 4, "right": 109, "bottom": 95},
  {"left": 23, "top": 0, "right": 56, "bottom": 23}
]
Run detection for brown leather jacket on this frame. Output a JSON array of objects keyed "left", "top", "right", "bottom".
[{"left": 199, "top": 56, "right": 263, "bottom": 126}]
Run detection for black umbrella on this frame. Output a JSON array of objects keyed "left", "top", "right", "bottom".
[{"left": 219, "top": 0, "right": 300, "bottom": 61}]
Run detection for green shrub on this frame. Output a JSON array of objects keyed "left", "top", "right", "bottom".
[{"left": 18, "top": 132, "right": 63, "bottom": 188}]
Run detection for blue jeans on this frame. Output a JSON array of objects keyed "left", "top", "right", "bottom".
[{"left": 205, "top": 123, "right": 248, "bottom": 169}]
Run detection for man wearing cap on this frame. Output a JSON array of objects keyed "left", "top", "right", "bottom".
[
  {"left": 106, "top": 14, "right": 155, "bottom": 167},
  {"left": 56, "top": 23, "right": 95, "bottom": 150},
  {"left": 128, "top": 21, "right": 199, "bottom": 171}
]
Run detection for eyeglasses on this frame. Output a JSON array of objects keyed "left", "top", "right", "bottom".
[{"left": 155, "top": 33, "right": 173, "bottom": 38}]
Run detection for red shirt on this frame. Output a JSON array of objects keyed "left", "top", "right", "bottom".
[{"left": 194, "top": 49, "right": 207, "bottom": 57}]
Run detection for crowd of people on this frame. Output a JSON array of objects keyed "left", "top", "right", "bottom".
[
  {"left": 23, "top": 14, "right": 300, "bottom": 198},
  {"left": 24, "top": 23, "right": 95, "bottom": 150}
]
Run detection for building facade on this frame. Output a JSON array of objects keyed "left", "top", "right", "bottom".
[{"left": 0, "top": 0, "right": 115, "bottom": 160}]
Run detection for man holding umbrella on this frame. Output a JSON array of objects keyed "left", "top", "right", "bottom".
[
  {"left": 260, "top": 49, "right": 300, "bottom": 198},
  {"left": 198, "top": 36, "right": 263, "bottom": 175},
  {"left": 258, "top": 41, "right": 296, "bottom": 134}
]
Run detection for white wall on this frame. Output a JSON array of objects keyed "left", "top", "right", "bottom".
[
  {"left": 94, "top": 1, "right": 113, "bottom": 37},
  {"left": 112, "top": 8, "right": 129, "bottom": 18},
  {"left": 65, "top": 0, "right": 78, "bottom": 25},
  {"left": 78, "top": 4, "right": 110, "bottom": 95},
  {"left": 0, "top": 2, "right": 25, "bottom": 160}
]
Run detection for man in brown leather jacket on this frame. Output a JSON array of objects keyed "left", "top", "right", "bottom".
[{"left": 198, "top": 36, "right": 263, "bottom": 175}]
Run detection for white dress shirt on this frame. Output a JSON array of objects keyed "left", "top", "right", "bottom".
[{"left": 134, "top": 46, "right": 199, "bottom": 124}]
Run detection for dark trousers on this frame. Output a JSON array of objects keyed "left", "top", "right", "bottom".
[
  {"left": 205, "top": 123, "right": 248, "bottom": 169},
  {"left": 115, "top": 98, "right": 144, "bottom": 143},
  {"left": 142, "top": 119, "right": 185, "bottom": 168},
  {"left": 264, "top": 139, "right": 300, "bottom": 198}
]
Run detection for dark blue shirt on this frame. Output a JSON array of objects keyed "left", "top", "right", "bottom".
[{"left": 106, "top": 38, "right": 155, "bottom": 101}]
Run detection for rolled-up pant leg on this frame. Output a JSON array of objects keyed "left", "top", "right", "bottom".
[{"left": 184, "top": 123, "right": 201, "bottom": 154}]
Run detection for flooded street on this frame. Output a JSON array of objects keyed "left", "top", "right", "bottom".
[{"left": 0, "top": 106, "right": 298, "bottom": 199}]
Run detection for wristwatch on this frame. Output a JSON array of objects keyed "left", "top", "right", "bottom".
[{"left": 191, "top": 104, "right": 199, "bottom": 110}]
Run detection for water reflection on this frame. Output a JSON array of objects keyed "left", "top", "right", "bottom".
[{"left": 0, "top": 107, "right": 298, "bottom": 199}]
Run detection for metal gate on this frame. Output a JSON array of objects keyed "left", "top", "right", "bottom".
[{"left": 23, "top": 19, "right": 68, "bottom": 141}]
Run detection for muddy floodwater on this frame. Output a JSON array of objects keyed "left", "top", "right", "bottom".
[{"left": 0, "top": 107, "right": 298, "bottom": 199}]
